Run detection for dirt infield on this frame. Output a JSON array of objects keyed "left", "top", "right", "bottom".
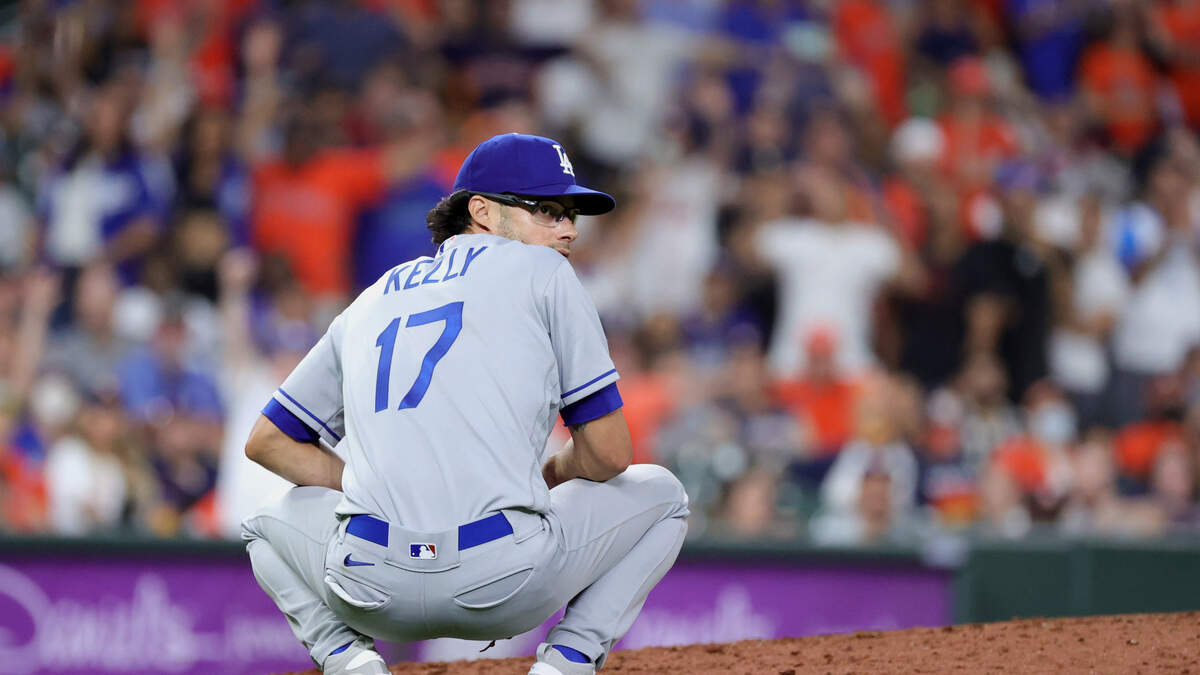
[{"left": 285, "top": 612, "right": 1200, "bottom": 674}]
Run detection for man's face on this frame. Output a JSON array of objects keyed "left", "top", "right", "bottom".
[{"left": 477, "top": 196, "right": 579, "bottom": 259}]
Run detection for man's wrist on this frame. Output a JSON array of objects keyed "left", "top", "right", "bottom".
[
  {"left": 558, "top": 450, "right": 581, "bottom": 481},
  {"left": 546, "top": 451, "right": 578, "bottom": 487}
]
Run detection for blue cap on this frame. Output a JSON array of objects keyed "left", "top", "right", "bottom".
[{"left": 452, "top": 133, "right": 615, "bottom": 215}]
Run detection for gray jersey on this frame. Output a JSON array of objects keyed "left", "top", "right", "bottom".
[{"left": 270, "top": 233, "right": 618, "bottom": 531}]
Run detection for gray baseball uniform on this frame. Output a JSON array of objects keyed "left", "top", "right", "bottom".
[{"left": 243, "top": 232, "right": 689, "bottom": 670}]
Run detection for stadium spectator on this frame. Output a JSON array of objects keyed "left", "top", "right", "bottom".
[
  {"left": 544, "top": 0, "right": 696, "bottom": 167},
  {"left": 1111, "top": 146, "right": 1200, "bottom": 424},
  {"left": 1032, "top": 98, "right": 1130, "bottom": 202},
  {"left": 1059, "top": 429, "right": 1163, "bottom": 537},
  {"left": 1077, "top": 1, "right": 1160, "bottom": 155},
  {"left": 1149, "top": 440, "right": 1200, "bottom": 532},
  {"left": 888, "top": 148, "right": 969, "bottom": 390},
  {"left": 956, "top": 352, "right": 1023, "bottom": 471},
  {"left": 816, "top": 379, "right": 920, "bottom": 525},
  {"left": 172, "top": 107, "right": 251, "bottom": 248},
  {"left": 723, "top": 466, "right": 792, "bottom": 539},
  {"left": 1048, "top": 193, "right": 1129, "bottom": 428},
  {"left": 756, "top": 164, "right": 901, "bottom": 377},
  {"left": 0, "top": 402, "right": 46, "bottom": 533},
  {"left": 0, "top": 269, "right": 56, "bottom": 533},
  {"left": 679, "top": 266, "right": 766, "bottom": 373},
  {"left": 212, "top": 249, "right": 309, "bottom": 537},
  {"left": 42, "top": 263, "right": 135, "bottom": 394},
  {"left": 938, "top": 56, "right": 1021, "bottom": 197},
  {"left": 831, "top": 0, "right": 906, "bottom": 126},
  {"left": 732, "top": 102, "right": 800, "bottom": 176},
  {"left": 1151, "top": 0, "right": 1200, "bottom": 129},
  {"left": 44, "top": 387, "right": 129, "bottom": 535},
  {"left": 919, "top": 388, "right": 981, "bottom": 529},
  {"left": 721, "top": 342, "right": 805, "bottom": 470},
  {"left": 1113, "top": 374, "right": 1186, "bottom": 490},
  {"left": 603, "top": 151, "right": 722, "bottom": 320},
  {"left": 352, "top": 86, "right": 446, "bottom": 289},
  {"left": 914, "top": 0, "right": 983, "bottom": 69},
  {"left": 715, "top": 0, "right": 813, "bottom": 115},
  {"left": 976, "top": 455, "right": 1033, "bottom": 538},
  {"left": 958, "top": 160, "right": 1057, "bottom": 400},
  {"left": 250, "top": 114, "right": 382, "bottom": 301},
  {"left": 883, "top": 117, "right": 948, "bottom": 251},
  {"left": 0, "top": 173, "right": 34, "bottom": 273},
  {"left": 286, "top": 2, "right": 404, "bottom": 90},
  {"left": 38, "top": 87, "right": 161, "bottom": 286},
  {"left": 1059, "top": 432, "right": 1121, "bottom": 536},
  {"left": 774, "top": 328, "right": 860, "bottom": 457},
  {"left": 810, "top": 463, "right": 924, "bottom": 546},
  {"left": 1007, "top": 0, "right": 1088, "bottom": 101}
]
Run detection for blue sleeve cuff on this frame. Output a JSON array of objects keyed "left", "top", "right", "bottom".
[
  {"left": 263, "top": 398, "right": 320, "bottom": 445},
  {"left": 560, "top": 383, "right": 623, "bottom": 427}
]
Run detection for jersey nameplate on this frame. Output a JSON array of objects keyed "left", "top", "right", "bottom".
[{"left": 383, "top": 246, "right": 488, "bottom": 295}]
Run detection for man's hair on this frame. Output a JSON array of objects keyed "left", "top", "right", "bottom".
[{"left": 426, "top": 190, "right": 474, "bottom": 246}]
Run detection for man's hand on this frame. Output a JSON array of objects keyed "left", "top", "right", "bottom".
[
  {"left": 542, "top": 409, "right": 633, "bottom": 489},
  {"left": 542, "top": 444, "right": 577, "bottom": 490},
  {"left": 542, "top": 452, "right": 567, "bottom": 490}
]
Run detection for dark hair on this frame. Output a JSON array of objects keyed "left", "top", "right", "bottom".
[{"left": 426, "top": 190, "right": 474, "bottom": 245}]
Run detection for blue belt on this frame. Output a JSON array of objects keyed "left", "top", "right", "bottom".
[{"left": 346, "top": 512, "right": 513, "bottom": 550}]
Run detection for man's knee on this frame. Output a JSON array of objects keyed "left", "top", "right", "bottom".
[
  {"left": 620, "top": 464, "right": 689, "bottom": 518},
  {"left": 240, "top": 490, "right": 287, "bottom": 542},
  {"left": 241, "top": 485, "right": 338, "bottom": 543},
  {"left": 241, "top": 507, "right": 270, "bottom": 543}
]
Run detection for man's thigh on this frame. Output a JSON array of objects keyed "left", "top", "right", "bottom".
[
  {"left": 543, "top": 464, "right": 688, "bottom": 593},
  {"left": 418, "top": 467, "right": 688, "bottom": 639},
  {"left": 242, "top": 486, "right": 342, "bottom": 595}
]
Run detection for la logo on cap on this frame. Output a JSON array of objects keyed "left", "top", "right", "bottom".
[{"left": 553, "top": 144, "right": 575, "bottom": 177}]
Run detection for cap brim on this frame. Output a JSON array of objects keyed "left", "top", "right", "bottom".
[{"left": 521, "top": 184, "right": 616, "bottom": 216}]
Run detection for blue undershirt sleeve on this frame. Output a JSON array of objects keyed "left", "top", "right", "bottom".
[
  {"left": 560, "top": 383, "right": 623, "bottom": 427},
  {"left": 262, "top": 398, "right": 321, "bottom": 445}
]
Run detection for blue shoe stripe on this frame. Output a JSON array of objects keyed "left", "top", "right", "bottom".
[{"left": 552, "top": 645, "right": 591, "bottom": 663}]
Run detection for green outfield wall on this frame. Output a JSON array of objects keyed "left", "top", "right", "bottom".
[{"left": 954, "top": 536, "right": 1200, "bottom": 622}]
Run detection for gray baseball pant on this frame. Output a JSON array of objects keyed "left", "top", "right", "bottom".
[{"left": 241, "top": 464, "right": 689, "bottom": 669}]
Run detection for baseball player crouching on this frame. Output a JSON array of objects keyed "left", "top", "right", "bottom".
[{"left": 241, "top": 133, "right": 690, "bottom": 675}]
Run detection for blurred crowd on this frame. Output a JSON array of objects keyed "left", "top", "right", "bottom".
[{"left": 2, "top": 0, "right": 1200, "bottom": 546}]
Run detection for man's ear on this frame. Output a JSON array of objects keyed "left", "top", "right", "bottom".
[{"left": 467, "top": 195, "right": 493, "bottom": 233}]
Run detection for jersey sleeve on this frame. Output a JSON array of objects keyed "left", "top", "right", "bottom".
[
  {"left": 542, "top": 260, "right": 620, "bottom": 407},
  {"left": 267, "top": 313, "right": 347, "bottom": 447}
]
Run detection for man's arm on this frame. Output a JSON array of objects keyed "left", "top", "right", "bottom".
[
  {"left": 245, "top": 415, "right": 345, "bottom": 490},
  {"left": 542, "top": 408, "right": 633, "bottom": 489}
]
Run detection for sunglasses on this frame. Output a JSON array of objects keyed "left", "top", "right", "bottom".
[{"left": 473, "top": 192, "right": 580, "bottom": 225}]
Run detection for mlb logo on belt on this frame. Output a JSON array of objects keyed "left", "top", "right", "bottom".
[{"left": 410, "top": 543, "right": 437, "bottom": 559}]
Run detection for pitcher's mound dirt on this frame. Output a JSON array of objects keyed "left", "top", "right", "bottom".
[{"left": 287, "top": 611, "right": 1200, "bottom": 674}]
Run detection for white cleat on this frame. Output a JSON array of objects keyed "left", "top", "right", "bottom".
[{"left": 323, "top": 638, "right": 390, "bottom": 675}]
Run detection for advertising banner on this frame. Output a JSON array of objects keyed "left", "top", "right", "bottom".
[{"left": 0, "top": 552, "right": 950, "bottom": 674}]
